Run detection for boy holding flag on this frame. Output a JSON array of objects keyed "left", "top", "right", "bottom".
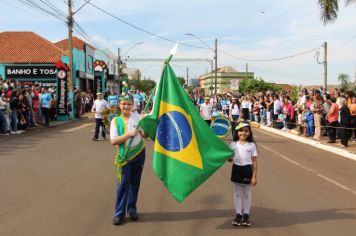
[{"left": 110, "top": 93, "right": 147, "bottom": 225}]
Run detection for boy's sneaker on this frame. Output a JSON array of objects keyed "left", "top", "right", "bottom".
[
  {"left": 232, "top": 214, "right": 242, "bottom": 226},
  {"left": 112, "top": 216, "right": 124, "bottom": 225},
  {"left": 242, "top": 214, "right": 251, "bottom": 227}
]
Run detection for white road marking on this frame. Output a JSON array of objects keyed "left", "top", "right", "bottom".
[
  {"left": 317, "top": 174, "right": 352, "bottom": 191},
  {"left": 260, "top": 143, "right": 356, "bottom": 196},
  {"left": 61, "top": 123, "right": 92, "bottom": 133}
]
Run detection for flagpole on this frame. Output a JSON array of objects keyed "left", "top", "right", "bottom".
[
  {"left": 142, "top": 86, "right": 156, "bottom": 113},
  {"left": 123, "top": 44, "right": 178, "bottom": 160}
]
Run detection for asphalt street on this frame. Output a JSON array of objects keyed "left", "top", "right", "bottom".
[{"left": 0, "top": 120, "right": 356, "bottom": 236}]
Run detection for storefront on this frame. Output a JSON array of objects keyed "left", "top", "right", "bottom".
[
  {"left": 93, "top": 60, "right": 107, "bottom": 98},
  {"left": 3, "top": 64, "right": 57, "bottom": 89}
]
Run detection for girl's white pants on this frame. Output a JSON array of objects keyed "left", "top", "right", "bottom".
[{"left": 233, "top": 183, "right": 251, "bottom": 215}]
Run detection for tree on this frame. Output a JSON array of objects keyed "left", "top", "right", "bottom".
[
  {"left": 176, "top": 76, "right": 186, "bottom": 86},
  {"left": 289, "top": 86, "right": 300, "bottom": 104},
  {"left": 338, "top": 73, "right": 351, "bottom": 91},
  {"left": 186, "top": 86, "right": 194, "bottom": 95},
  {"left": 140, "top": 79, "right": 156, "bottom": 92},
  {"left": 126, "top": 78, "right": 156, "bottom": 93},
  {"left": 238, "top": 78, "right": 282, "bottom": 94},
  {"left": 318, "top": 0, "right": 356, "bottom": 24}
]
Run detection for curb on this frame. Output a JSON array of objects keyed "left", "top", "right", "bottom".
[
  {"left": 51, "top": 117, "right": 89, "bottom": 128},
  {"left": 23, "top": 117, "right": 89, "bottom": 133},
  {"left": 259, "top": 125, "right": 356, "bottom": 162}
]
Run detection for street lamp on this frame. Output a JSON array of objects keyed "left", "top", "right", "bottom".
[
  {"left": 185, "top": 33, "right": 218, "bottom": 95},
  {"left": 118, "top": 42, "right": 144, "bottom": 93},
  {"left": 121, "top": 41, "right": 144, "bottom": 58}
]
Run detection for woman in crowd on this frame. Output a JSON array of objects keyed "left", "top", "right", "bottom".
[
  {"left": 325, "top": 94, "right": 339, "bottom": 143},
  {"left": 282, "top": 96, "right": 294, "bottom": 131},
  {"left": 229, "top": 97, "right": 240, "bottom": 139},
  {"left": 266, "top": 95, "right": 274, "bottom": 127},
  {"left": 252, "top": 97, "right": 260, "bottom": 122},
  {"left": 17, "top": 92, "right": 29, "bottom": 131},
  {"left": 240, "top": 95, "right": 250, "bottom": 121},
  {"left": 338, "top": 97, "right": 352, "bottom": 147},
  {"left": 311, "top": 90, "right": 323, "bottom": 140},
  {"left": 349, "top": 96, "right": 356, "bottom": 141}
]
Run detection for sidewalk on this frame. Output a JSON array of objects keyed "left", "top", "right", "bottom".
[
  {"left": 0, "top": 116, "right": 89, "bottom": 138},
  {"left": 258, "top": 124, "right": 356, "bottom": 161}
]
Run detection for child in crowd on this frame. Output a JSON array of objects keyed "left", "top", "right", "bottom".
[
  {"left": 297, "top": 107, "right": 304, "bottom": 135},
  {"left": 304, "top": 108, "right": 314, "bottom": 137},
  {"left": 228, "top": 121, "right": 258, "bottom": 227}
]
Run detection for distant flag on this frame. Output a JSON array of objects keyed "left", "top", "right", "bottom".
[{"left": 138, "top": 46, "right": 233, "bottom": 202}]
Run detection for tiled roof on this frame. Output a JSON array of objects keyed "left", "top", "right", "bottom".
[
  {"left": 55, "top": 36, "right": 96, "bottom": 51},
  {"left": 0, "top": 32, "right": 67, "bottom": 63},
  {"left": 217, "top": 66, "right": 238, "bottom": 73}
]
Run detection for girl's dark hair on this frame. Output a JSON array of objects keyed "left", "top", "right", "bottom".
[
  {"left": 231, "top": 98, "right": 240, "bottom": 109},
  {"left": 233, "top": 121, "right": 255, "bottom": 143}
]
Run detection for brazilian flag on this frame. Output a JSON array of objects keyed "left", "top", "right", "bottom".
[{"left": 139, "top": 58, "right": 233, "bottom": 202}]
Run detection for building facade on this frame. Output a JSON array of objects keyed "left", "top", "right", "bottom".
[
  {"left": 55, "top": 37, "right": 96, "bottom": 93},
  {"left": 199, "top": 66, "right": 254, "bottom": 95},
  {"left": 0, "top": 32, "right": 68, "bottom": 90}
]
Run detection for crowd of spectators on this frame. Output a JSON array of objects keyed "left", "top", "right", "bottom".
[
  {"left": 193, "top": 87, "right": 356, "bottom": 148},
  {"left": 0, "top": 77, "right": 95, "bottom": 136}
]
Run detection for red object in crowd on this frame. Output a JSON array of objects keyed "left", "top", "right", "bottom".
[
  {"left": 283, "top": 102, "right": 295, "bottom": 120},
  {"left": 6, "top": 90, "right": 12, "bottom": 98}
]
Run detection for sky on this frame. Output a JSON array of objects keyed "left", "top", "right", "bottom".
[{"left": 1, "top": 0, "right": 356, "bottom": 86}]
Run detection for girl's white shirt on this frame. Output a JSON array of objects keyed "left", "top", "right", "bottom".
[
  {"left": 230, "top": 103, "right": 240, "bottom": 115},
  {"left": 241, "top": 100, "right": 251, "bottom": 109},
  {"left": 230, "top": 141, "right": 257, "bottom": 166}
]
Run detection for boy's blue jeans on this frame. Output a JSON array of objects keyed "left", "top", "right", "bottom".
[{"left": 114, "top": 150, "right": 145, "bottom": 218}]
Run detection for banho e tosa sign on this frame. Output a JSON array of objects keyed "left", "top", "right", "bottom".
[{"left": 5, "top": 65, "right": 57, "bottom": 79}]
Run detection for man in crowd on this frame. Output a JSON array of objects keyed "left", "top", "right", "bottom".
[
  {"left": 40, "top": 87, "right": 52, "bottom": 127},
  {"left": 91, "top": 92, "right": 109, "bottom": 141},
  {"left": 108, "top": 91, "right": 119, "bottom": 107},
  {"left": 200, "top": 97, "right": 213, "bottom": 126}
]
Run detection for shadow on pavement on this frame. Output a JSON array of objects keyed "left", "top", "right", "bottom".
[
  {"left": 216, "top": 207, "right": 356, "bottom": 229},
  {"left": 129, "top": 206, "right": 355, "bottom": 228},
  {"left": 136, "top": 208, "right": 233, "bottom": 223},
  {"left": 0, "top": 133, "right": 57, "bottom": 156}
]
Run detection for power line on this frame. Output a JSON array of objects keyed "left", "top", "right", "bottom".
[
  {"left": 329, "top": 33, "right": 356, "bottom": 53},
  {"left": 82, "top": 0, "right": 206, "bottom": 49},
  {"left": 251, "top": 0, "right": 309, "bottom": 35},
  {"left": 39, "top": 0, "right": 67, "bottom": 18},
  {"left": 73, "top": 0, "right": 90, "bottom": 15},
  {"left": 246, "top": 64, "right": 321, "bottom": 83},
  {"left": 18, "top": 0, "right": 96, "bottom": 48},
  {"left": 15, "top": 0, "right": 67, "bottom": 23},
  {"left": 220, "top": 46, "right": 320, "bottom": 62}
]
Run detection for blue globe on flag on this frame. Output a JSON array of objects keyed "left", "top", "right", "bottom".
[{"left": 157, "top": 111, "right": 192, "bottom": 152}]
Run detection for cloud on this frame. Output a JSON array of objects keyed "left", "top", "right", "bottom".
[{"left": 1, "top": 0, "right": 355, "bottom": 85}]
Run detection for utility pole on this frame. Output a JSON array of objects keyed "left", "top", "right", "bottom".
[
  {"left": 210, "top": 60, "right": 214, "bottom": 96},
  {"left": 245, "top": 63, "right": 248, "bottom": 80},
  {"left": 323, "top": 42, "right": 327, "bottom": 91},
  {"left": 118, "top": 47, "right": 121, "bottom": 94},
  {"left": 186, "top": 67, "right": 189, "bottom": 87},
  {"left": 67, "top": 0, "right": 74, "bottom": 119},
  {"left": 214, "top": 38, "right": 218, "bottom": 95}
]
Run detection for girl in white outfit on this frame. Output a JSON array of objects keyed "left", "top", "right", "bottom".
[{"left": 229, "top": 121, "right": 258, "bottom": 227}]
